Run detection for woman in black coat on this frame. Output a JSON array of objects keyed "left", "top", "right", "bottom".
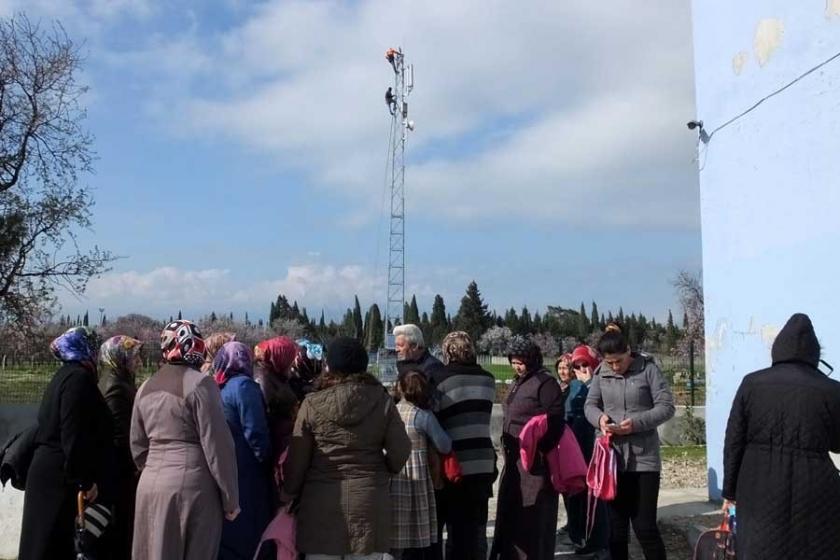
[
  {"left": 18, "top": 327, "right": 114, "bottom": 560},
  {"left": 98, "top": 335, "right": 144, "bottom": 559},
  {"left": 723, "top": 313, "right": 840, "bottom": 560}
]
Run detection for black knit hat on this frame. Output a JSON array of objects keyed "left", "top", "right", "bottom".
[
  {"left": 507, "top": 335, "right": 543, "bottom": 370},
  {"left": 771, "top": 313, "right": 821, "bottom": 368},
  {"left": 326, "top": 336, "right": 369, "bottom": 374}
]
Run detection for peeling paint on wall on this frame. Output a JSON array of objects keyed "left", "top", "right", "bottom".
[
  {"left": 707, "top": 319, "right": 730, "bottom": 355},
  {"left": 732, "top": 51, "right": 749, "bottom": 75},
  {"left": 754, "top": 18, "right": 784, "bottom": 66},
  {"left": 827, "top": 0, "right": 840, "bottom": 18},
  {"left": 760, "top": 324, "right": 781, "bottom": 346}
]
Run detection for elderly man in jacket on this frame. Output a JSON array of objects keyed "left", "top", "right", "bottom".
[{"left": 394, "top": 324, "right": 446, "bottom": 385}]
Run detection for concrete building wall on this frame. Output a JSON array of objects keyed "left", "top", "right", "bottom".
[{"left": 691, "top": 0, "right": 840, "bottom": 499}]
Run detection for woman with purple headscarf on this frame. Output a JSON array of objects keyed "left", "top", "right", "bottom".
[
  {"left": 19, "top": 327, "right": 114, "bottom": 560},
  {"left": 215, "top": 341, "right": 274, "bottom": 560}
]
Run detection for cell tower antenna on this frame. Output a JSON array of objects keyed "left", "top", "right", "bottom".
[{"left": 383, "top": 47, "right": 415, "bottom": 349}]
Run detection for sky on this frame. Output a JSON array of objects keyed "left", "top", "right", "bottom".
[{"left": 7, "top": 0, "right": 701, "bottom": 324}]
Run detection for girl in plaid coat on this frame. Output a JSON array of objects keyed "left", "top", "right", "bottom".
[{"left": 389, "top": 371, "right": 452, "bottom": 560}]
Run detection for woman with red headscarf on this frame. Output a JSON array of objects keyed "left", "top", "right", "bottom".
[
  {"left": 254, "top": 336, "right": 300, "bottom": 494},
  {"left": 562, "top": 345, "right": 608, "bottom": 556}
]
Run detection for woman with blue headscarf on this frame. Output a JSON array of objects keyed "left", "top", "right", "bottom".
[
  {"left": 214, "top": 340, "right": 274, "bottom": 560},
  {"left": 18, "top": 327, "right": 115, "bottom": 560}
]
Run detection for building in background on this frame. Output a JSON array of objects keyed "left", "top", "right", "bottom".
[{"left": 691, "top": 1, "right": 840, "bottom": 499}]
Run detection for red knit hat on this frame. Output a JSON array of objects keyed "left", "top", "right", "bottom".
[{"left": 571, "top": 345, "right": 599, "bottom": 369}]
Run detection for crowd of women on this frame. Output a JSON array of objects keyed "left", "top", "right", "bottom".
[{"left": 12, "top": 317, "right": 682, "bottom": 560}]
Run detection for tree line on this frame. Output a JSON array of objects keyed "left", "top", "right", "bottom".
[
  {"left": 264, "top": 280, "right": 693, "bottom": 355},
  {"left": 4, "top": 276, "right": 701, "bottom": 361}
]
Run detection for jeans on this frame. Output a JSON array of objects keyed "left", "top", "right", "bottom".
[{"left": 607, "top": 471, "right": 667, "bottom": 560}]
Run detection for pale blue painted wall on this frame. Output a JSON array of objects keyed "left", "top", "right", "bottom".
[{"left": 691, "top": 1, "right": 840, "bottom": 499}]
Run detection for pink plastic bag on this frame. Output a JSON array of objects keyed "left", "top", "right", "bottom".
[
  {"left": 586, "top": 434, "right": 618, "bottom": 539},
  {"left": 253, "top": 508, "right": 297, "bottom": 560}
]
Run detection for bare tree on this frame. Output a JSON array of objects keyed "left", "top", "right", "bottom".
[
  {"left": 673, "top": 270, "right": 704, "bottom": 353},
  {"left": 0, "top": 15, "right": 111, "bottom": 327}
]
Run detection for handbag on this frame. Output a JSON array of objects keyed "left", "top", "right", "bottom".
[
  {"left": 693, "top": 512, "right": 737, "bottom": 559},
  {"left": 443, "top": 451, "right": 463, "bottom": 483},
  {"left": 585, "top": 433, "right": 618, "bottom": 540},
  {"left": 0, "top": 425, "right": 38, "bottom": 490}
]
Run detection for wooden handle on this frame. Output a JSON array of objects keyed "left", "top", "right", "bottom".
[{"left": 77, "top": 491, "right": 85, "bottom": 517}]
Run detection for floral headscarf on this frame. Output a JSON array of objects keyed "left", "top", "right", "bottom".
[
  {"left": 50, "top": 326, "right": 98, "bottom": 373},
  {"left": 441, "top": 331, "right": 477, "bottom": 365},
  {"left": 201, "top": 332, "right": 236, "bottom": 373},
  {"left": 99, "top": 336, "right": 144, "bottom": 382},
  {"left": 213, "top": 341, "right": 253, "bottom": 386},
  {"left": 160, "top": 320, "right": 206, "bottom": 367},
  {"left": 254, "top": 337, "right": 298, "bottom": 379}
]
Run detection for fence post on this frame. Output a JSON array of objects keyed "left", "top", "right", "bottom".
[{"left": 689, "top": 339, "right": 695, "bottom": 407}]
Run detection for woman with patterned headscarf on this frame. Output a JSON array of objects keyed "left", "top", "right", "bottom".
[
  {"left": 215, "top": 341, "right": 274, "bottom": 560},
  {"left": 98, "top": 335, "right": 144, "bottom": 559},
  {"left": 19, "top": 327, "right": 115, "bottom": 560},
  {"left": 490, "top": 336, "right": 565, "bottom": 560},
  {"left": 254, "top": 336, "right": 300, "bottom": 494},
  {"left": 131, "top": 320, "right": 239, "bottom": 560}
]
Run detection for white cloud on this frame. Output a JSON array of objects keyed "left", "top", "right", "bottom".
[
  {"left": 79, "top": 264, "right": 387, "bottom": 317},
  {"left": 71, "top": 262, "right": 462, "bottom": 319},
  {"left": 101, "top": 0, "right": 700, "bottom": 228}
]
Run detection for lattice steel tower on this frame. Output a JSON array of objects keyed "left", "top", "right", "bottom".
[{"left": 383, "top": 47, "right": 414, "bottom": 346}]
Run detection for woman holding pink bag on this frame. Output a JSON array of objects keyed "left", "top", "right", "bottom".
[{"left": 584, "top": 324, "right": 674, "bottom": 560}]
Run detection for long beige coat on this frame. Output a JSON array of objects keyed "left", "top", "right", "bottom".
[
  {"left": 284, "top": 374, "right": 411, "bottom": 555},
  {"left": 130, "top": 364, "right": 239, "bottom": 560}
]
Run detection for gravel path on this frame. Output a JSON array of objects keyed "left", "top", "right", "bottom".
[{"left": 662, "top": 457, "right": 708, "bottom": 489}]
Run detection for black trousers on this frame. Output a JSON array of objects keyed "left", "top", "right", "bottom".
[
  {"left": 607, "top": 471, "right": 667, "bottom": 560},
  {"left": 436, "top": 477, "right": 492, "bottom": 560}
]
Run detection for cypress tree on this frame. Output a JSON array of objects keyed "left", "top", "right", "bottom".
[
  {"left": 352, "top": 296, "right": 364, "bottom": 340},
  {"left": 453, "top": 281, "right": 491, "bottom": 343},
  {"left": 429, "top": 295, "right": 448, "bottom": 345}
]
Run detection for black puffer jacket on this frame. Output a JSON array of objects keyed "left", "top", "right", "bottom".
[{"left": 723, "top": 313, "right": 840, "bottom": 560}]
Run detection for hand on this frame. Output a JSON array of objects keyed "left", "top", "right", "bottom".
[
  {"left": 611, "top": 418, "right": 633, "bottom": 436},
  {"left": 225, "top": 507, "right": 241, "bottom": 521},
  {"left": 84, "top": 483, "right": 98, "bottom": 504},
  {"left": 575, "top": 366, "right": 593, "bottom": 383},
  {"left": 598, "top": 414, "right": 611, "bottom": 433},
  {"left": 722, "top": 499, "right": 736, "bottom": 514}
]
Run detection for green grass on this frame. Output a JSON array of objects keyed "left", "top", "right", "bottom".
[
  {"left": 484, "top": 363, "right": 515, "bottom": 380},
  {"left": 0, "top": 364, "right": 157, "bottom": 404},
  {"left": 661, "top": 445, "right": 706, "bottom": 461},
  {"left": 0, "top": 366, "right": 54, "bottom": 404}
]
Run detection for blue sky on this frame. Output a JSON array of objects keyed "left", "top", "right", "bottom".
[{"left": 11, "top": 0, "right": 701, "bottom": 323}]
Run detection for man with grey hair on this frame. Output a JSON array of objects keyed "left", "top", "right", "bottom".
[{"left": 393, "top": 324, "right": 446, "bottom": 384}]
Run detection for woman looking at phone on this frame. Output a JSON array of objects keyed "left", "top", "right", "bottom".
[{"left": 584, "top": 324, "right": 675, "bottom": 560}]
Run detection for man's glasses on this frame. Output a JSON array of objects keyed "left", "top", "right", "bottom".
[{"left": 573, "top": 363, "right": 588, "bottom": 370}]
